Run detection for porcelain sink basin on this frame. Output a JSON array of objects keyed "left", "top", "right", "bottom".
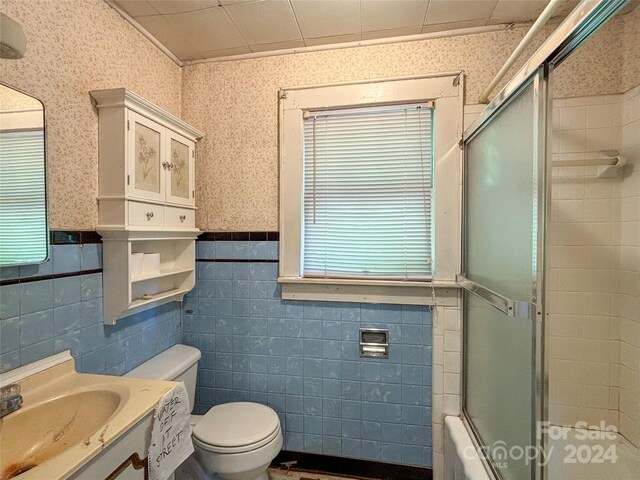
[{"left": 0, "top": 390, "right": 122, "bottom": 479}]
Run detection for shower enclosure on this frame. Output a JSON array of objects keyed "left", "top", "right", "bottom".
[{"left": 458, "top": 0, "right": 637, "bottom": 479}]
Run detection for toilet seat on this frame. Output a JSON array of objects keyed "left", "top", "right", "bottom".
[{"left": 192, "top": 402, "right": 281, "bottom": 454}]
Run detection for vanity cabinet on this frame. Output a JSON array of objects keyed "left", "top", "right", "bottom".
[
  {"left": 70, "top": 410, "right": 153, "bottom": 480},
  {"left": 90, "top": 88, "right": 203, "bottom": 324}
]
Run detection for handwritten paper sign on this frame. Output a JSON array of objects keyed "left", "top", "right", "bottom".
[{"left": 148, "top": 382, "right": 194, "bottom": 480}]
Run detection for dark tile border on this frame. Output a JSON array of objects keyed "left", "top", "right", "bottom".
[
  {"left": 0, "top": 268, "right": 103, "bottom": 287},
  {"left": 197, "top": 232, "right": 279, "bottom": 241},
  {"left": 196, "top": 259, "right": 279, "bottom": 263},
  {"left": 48, "top": 231, "right": 282, "bottom": 244},
  {"left": 271, "top": 451, "right": 432, "bottom": 480},
  {"left": 49, "top": 231, "right": 280, "bottom": 244},
  {"left": 50, "top": 230, "right": 102, "bottom": 245}
]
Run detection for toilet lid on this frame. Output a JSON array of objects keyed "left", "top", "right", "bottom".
[{"left": 193, "top": 402, "right": 280, "bottom": 451}]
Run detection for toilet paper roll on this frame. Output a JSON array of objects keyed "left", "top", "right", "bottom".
[
  {"left": 131, "top": 253, "right": 144, "bottom": 277},
  {"left": 142, "top": 253, "right": 161, "bottom": 275}
]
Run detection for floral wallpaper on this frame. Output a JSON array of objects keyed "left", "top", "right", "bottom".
[
  {"left": 182, "top": 15, "right": 630, "bottom": 232},
  {"left": 0, "top": 0, "right": 182, "bottom": 230},
  {"left": 0, "top": 0, "right": 635, "bottom": 232},
  {"left": 623, "top": 7, "right": 640, "bottom": 93}
]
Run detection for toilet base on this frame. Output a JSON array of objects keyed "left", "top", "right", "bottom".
[
  {"left": 193, "top": 428, "right": 282, "bottom": 480},
  {"left": 174, "top": 453, "right": 214, "bottom": 480},
  {"left": 174, "top": 453, "right": 272, "bottom": 480}
]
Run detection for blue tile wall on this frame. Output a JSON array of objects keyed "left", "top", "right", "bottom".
[
  {"left": 0, "top": 244, "right": 182, "bottom": 375},
  {"left": 185, "top": 240, "right": 432, "bottom": 467}
]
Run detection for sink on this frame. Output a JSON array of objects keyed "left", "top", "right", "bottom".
[
  {"left": 0, "top": 390, "right": 122, "bottom": 479},
  {"left": 0, "top": 351, "right": 176, "bottom": 480}
]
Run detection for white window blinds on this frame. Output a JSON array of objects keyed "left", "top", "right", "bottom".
[
  {"left": 0, "top": 130, "right": 47, "bottom": 265},
  {"left": 302, "top": 103, "right": 433, "bottom": 280}
]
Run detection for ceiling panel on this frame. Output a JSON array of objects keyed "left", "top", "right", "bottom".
[
  {"left": 136, "top": 14, "right": 196, "bottom": 58},
  {"left": 424, "top": 0, "right": 498, "bottom": 24},
  {"left": 147, "top": 0, "right": 218, "bottom": 15},
  {"left": 163, "top": 7, "right": 247, "bottom": 51},
  {"left": 250, "top": 39, "right": 305, "bottom": 53},
  {"left": 362, "top": 26, "right": 423, "bottom": 41},
  {"left": 422, "top": 19, "right": 488, "bottom": 33},
  {"left": 225, "top": 0, "right": 302, "bottom": 45},
  {"left": 291, "top": 0, "right": 361, "bottom": 38},
  {"left": 115, "top": 0, "right": 158, "bottom": 17},
  {"left": 304, "top": 33, "right": 362, "bottom": 47},
  {"left": 218, "top": 0, "right": 255, "bottom": 5},
  {"left": 361, "top": 0, "right": 429, "bottom": 31},
  {"left": 489, "top": 0, "right": 548, "bottom": 23},
  {"left": 109, "top": 0, "right": 606, "bottom": 62},
  {"left": 182, "top": 45, "right": 253, "bottom": 61}
]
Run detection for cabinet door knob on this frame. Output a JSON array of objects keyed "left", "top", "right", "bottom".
[
  {"left": 168, "top": 163, "right": 174, "bottom": 170},
  {"left": 146, "top": 212, "right": 154, "bottom": 219},
  {"left": 179, "top": 215, "right": 186, "bottom": 222},
  {"left": 162, "top": 161, "right": 169, "bottom": 169}
]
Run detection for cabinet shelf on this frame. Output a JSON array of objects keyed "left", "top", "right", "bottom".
[
  {"left": 129, "top": 287, "right": 192, "bottom": 309},
  {"left": 131, "top": 267, "right": 194, "bottom": 283},
  {"left": 99, "top": 223, "right": 198, "bottom": 324}
]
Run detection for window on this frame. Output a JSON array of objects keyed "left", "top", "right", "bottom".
[
  {"left": 303, "top": 104, "right": 433, "bottom": 280},
  {"left": 279, "top": 75, "right": 463, "bottom": 304}
]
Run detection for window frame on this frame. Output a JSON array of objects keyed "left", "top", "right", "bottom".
[{"left": 278, "top": 74, "right": 463, "bottom": 305}]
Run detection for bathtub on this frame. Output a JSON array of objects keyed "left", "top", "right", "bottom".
[{"left": 444, "top": 416, "right": 490, "bottom": 480}]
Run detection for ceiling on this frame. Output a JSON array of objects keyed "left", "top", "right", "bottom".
[{"left": 109, "top": 0, "right": 591, "bottom": 63}]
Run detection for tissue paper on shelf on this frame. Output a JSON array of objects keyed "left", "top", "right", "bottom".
[
  {"left": 131, "top": 253, "right": 144, "bottom": 277},
  {"left": 142, "top": 252, "right": 161, "bottom": 275}
]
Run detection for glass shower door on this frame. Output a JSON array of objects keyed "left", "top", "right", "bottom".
[{"left": 460, "top": 73, "right": 547, "bottom": 480}]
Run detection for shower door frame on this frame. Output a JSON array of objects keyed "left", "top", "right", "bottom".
[
  {"left": 457, "top": 1, "right": 631, "bottom": 479},
  {"left": 459, "top": 65, "right": 548, "bottom": 480}
]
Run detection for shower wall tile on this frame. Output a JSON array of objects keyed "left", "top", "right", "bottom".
[
  {"left": 549, "top": 93, "right": 624, "bottom": 431},
  {"left": 187, "top": 240, "right": 433, "bottom": 467},
  {"left": 618, "top": 84, "right": 640, "bottom": 448},
  {"left": 0, "top": 240, "right": 182, "bottom": 375},
  {"left": 550, "top": 86, "right": 640, "bottom": 448}
]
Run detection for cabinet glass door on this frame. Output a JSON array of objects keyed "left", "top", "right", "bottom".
[
  {"left": 165, "top": 131, "right": 194, "bottom": 207},
  {"left": 127, "top": 111, "right": 164, "bottom": 202}
]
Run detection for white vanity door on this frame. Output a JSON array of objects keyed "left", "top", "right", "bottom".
[
  {"left": 127, "top": 110, "right": 166, "bottom": 203},
  {"left": 164, "top": 129, "right": 195, "bottom": 207}
]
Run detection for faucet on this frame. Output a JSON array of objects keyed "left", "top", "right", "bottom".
[{"left": 0, "top": 383, "right": 23, "bottom": 418}]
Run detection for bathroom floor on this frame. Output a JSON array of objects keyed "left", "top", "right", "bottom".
[
  {"left": 268, "top": 470, "right": 361, "bottom": 480},
  {"left": 175, "top": 459, "right": 363, "bottom": 480}
]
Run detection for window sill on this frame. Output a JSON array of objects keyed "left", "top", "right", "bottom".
[{"left": 278, "top": 276, "right": 460, "bottom": 306}]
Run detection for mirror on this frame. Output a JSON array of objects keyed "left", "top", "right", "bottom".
[{"left": 0, "top": 84, "right": 47, "bottom": 266}]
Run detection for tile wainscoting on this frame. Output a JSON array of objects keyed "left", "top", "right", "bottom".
[
  {"left": 0, "top": 232, "right": 435, "bottom": 468},
  {"left": 184, "top": 237, "right": 433, "bottom": 467},
  {"left": 0, "top": 235, "right": 181, "bottom": 375}
]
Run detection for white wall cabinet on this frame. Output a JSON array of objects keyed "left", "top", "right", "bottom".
[
  {"left": 126, "top": 110, "right": 195, "bottom": 208},
  {"left": 90, "top": 88, "right": 203, "bottom": 324}
]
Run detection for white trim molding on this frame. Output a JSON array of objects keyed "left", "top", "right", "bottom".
[{"left": 278, "top": 73, "right": 464, "bottom": 304}]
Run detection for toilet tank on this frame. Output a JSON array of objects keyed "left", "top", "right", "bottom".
[{"left": 125, "top": 344, "right": 201, "bottom": 410}]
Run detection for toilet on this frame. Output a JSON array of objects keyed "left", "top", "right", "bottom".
[{"left": 125, "top": 344, "right": 283, "bottom": 480}]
